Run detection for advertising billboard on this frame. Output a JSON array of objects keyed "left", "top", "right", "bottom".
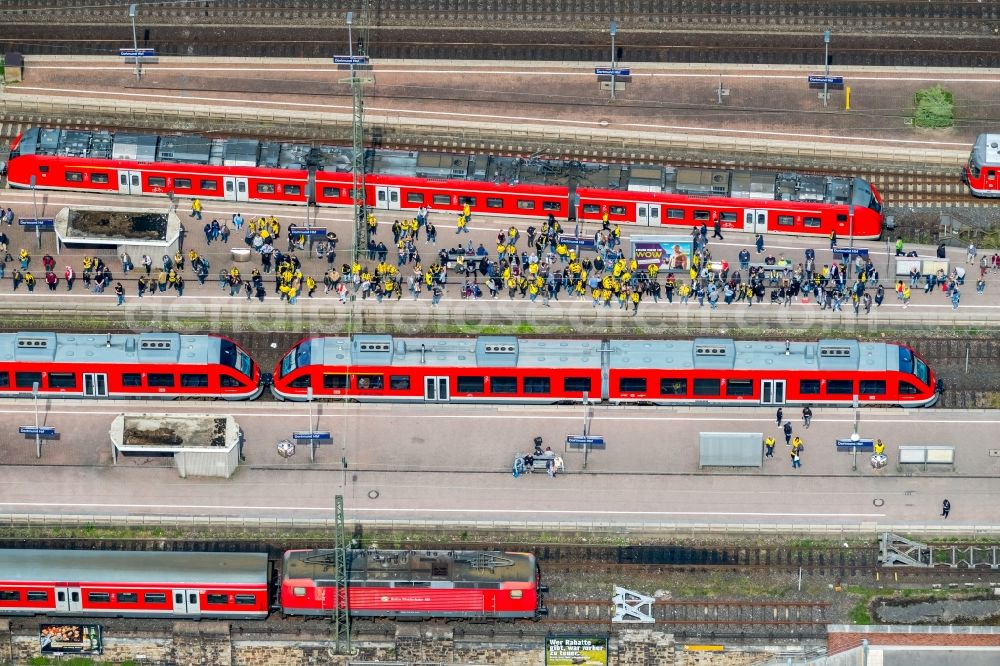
[
  {"left": 546, "top": 635, "right": 609, "bottom": 665},
  {"left": 631, "top": 235, "right": 694, "bottom": 273},
  {"left": 40, "top": 624, "right": 103, "bottom": 655}
]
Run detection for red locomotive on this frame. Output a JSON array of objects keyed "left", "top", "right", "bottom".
[
  {"left": 0, "top": 332, "right": 262, "bottom": 400},
  {"left": 0, "top": 548, "right": 546, "bottom": 621},
  {"left": 280, "top": 549, "right": 546, "bottom": 619},
  {"left": 0, "top": 549, "right": 269, "bottom": 619},
  {"left": 964, "top": 133, "right": 1000, "bottom": 197},
  {"left": 272, "top": 335, "right": 938, "bottom": 408},
  {"left": 6, "top": 127, "right": 883, "bottom": 238}
]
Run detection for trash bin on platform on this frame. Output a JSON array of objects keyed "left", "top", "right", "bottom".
[{"left": 231, "top": 248, "right": 251, "bottom": 263}]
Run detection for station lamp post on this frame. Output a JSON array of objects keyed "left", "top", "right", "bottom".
[
  {"left": 822, "top": 30, "right": 831, "bottom": 107},
  {"left": 610, "top": 20, "right": 618, "bottom": 101},
  {"left": 129, "top": 4, "right": 141, "bottom": 82}
]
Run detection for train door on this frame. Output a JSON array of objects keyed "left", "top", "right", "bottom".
[
  {"left": 54, "top": 587, "right": 77, "bottom": 612},
  {"left": 743, "top": 208, "right": 769, "bottom": 233},
  {"left": 118, "top": 171, "right": 142, "bottom": 195},
  {"left": 83, "top": 373, "right": 108, "bottom": 398},
  {"left": 985, "top": 168, "right": 998, "bottom": 194},
  {"left": 375, "top": 186, "right": 401, "bottom": 210},
  {"left": 224, "top": 177, "right": 249, "bottom": 202},
  {"left": 423, "top": 376, "right": 449, "bottom": 402},
  {"left": 637, "top": 203, "right": 661, "bottom": 226},
  {"left": 172, "top": 590, "right": 201, "bottom": 615},
  {"left": 760, "top": 380, "right": 786, "bottom": 406}
]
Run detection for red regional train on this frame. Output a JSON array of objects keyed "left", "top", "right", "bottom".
[
  {"left": 272, "top": 335, "right": 938, "bottom": 408},
  {"left": 0, "top": 331, "right": 262, "bottom": 400},
  {"left": 6, "top": 126, "right": 884, "bottom": 238},
  {"left": 964, "top": 133, "right": 1000, "bottom": 197},
  {"left": 0, "top": 548, "right": 546, "bottom": 620}
]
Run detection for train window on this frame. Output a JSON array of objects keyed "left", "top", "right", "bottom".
[
  {"left": 517, "top": 200, "right": 536, "bottom": 210},
  {"left": 148, "top": 177, "right": 167, "bottom": 188},
  {"left": 799, "top": 380, "right": 821, "bottom": 394},
  {"left": 609, "top": 206, "right": 626, "bottom": 215},
  {"left": 91, "top": 173, "right": 109, "bottom": 184},
  {"left": 720, "top": 212, "right": 737, "bottom": 222},
  {"left": 433, "top": 194, "right": 450, "bottom": 206},
  {"left": 285, "top": 184, "right": 301, "bottom": 195},
  {"left": 837, "top": 214, "right": 848, "bottom": 222},
  {"left": 144, "top": 593, "right": 167, "bottom": 603},
  {"left": 181, "top": 373, "right": 210, "bottom": 387},
  {"left": 88, "top": 592, "right": 111, "bottom": 603},
  {"left": 459, "top": 196, "right": 476, "bottom": 207},
  {"left": 323, "top": 374, "right": 348, "bottom": 389},
  {"left": 457, "top": 376, "right": 485, "bottom": 393},
  {"left": 0, "top": 591, "right": 20, "bottom": 601},
  {"left": 660, "top": 378, "right": 688, "bottom": 395},
  {"left": 406, "top": 192, "right": 424, "bottom": 204},
  {"left": 175, "top": 178, "right": 192, "bottom": 189},
  {"left": 200, "top": 179, "right": 218, "bottom": 191},
  {"left": 803, "top": 217, "right": 822, "bottom": 227},
  {"left": 65, "top": 170, "right": 84, "bottom": 182},
  {"left": 0, "top": 372, "right": 8, "bottom": 387},
  {"left": 357, "top": 374, "right": 384, "bottom": 390},
  {"left": 693, "top": 378, "right": 721, "bottom": 396},
  {"left": 290, "top": 375, "right": 312, "bottom": 388},
  {"left": 48, "top": 373, "right": 77, "bottom": 389},
  {"left": 117, "top": 593, "right": 138, "bottom": 603},
  {"left": 487, "top": 198, "right": 504, "bottom": 208},
  {"left": 564, "top": 377, "right": 591, "bottom": 392},
  {"left": 256, "top": 183, "right": 276, "bottom": 194},
  {"left": 148, "top": 373, "right": 175, "bottom": 387},
  {"left": 206, "top": 594, "right": 229, "bottom": 605},
  {"left": 860, "top": 380, "right": 886, "bottom": 395},
  {"left": 221, "top": 375, "right": 243, "bottom": 387},
  {"left": 899, "top": 381, "right": 920, "bottom": 395},
  {"left": 14, "top": 371, "right": 42, "bottom": 389},
  {"left": 543, "top": 201, "right": 561, "bottom": 211},
  {"left": 234, "top": 595, "right": 257, "bottom": 605},
  {"left": 726, "top": 379, "right": 754, "bottom": 397},
  {"left": 324, "top": 187, "right": 342, "bottom": 198},
  {"left": 693, "top": 210, "right": 710, "bottom": 221},
  {"left": 490, "top": 376, "right": 518, "bottom": 394},
  {"left": 122, "top": 373, "right": 142, "bottom": 387},
  {"left": 667, "top": 209, "right": 685, "bottom": 219},
  {"left": 292, "top": 587, "right": 306, "bottom": 597},
  {"left": 27, "top": 591, "right": 48, "bottom": 602},
  {"left": 389, "top": 375, "right": 410, "bottom": 390},
  {"left": 582, "top": 204, "right": 600, "bottom": 214},
  {"left": 777, "top": 215, "right": 794, "bottom": 226},
  {"left": 39, "top": 165, "right": 49, "bottom": 173},
  {"left": 827, "top": 379, "right": 854, "bottom": 394},
  {"left": 523, "top": 377, "right": 551, "bottom": 394},
  {"left": 618, "top": 377, "right": 647, "bottom": 393}
]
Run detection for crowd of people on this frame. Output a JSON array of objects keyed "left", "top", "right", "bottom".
[{"left": 0, "top": 201, "right": 996, "bottom": 312}]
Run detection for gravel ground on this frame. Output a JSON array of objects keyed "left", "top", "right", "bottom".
[{"left": 872, "top": 596, "right": 1000, "bottom": 624}]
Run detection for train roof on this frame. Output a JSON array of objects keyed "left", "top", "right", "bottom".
[
  {"left": 971, "top": 133, "right": 1000, "bottom": 167},
  {"left": 609, "top": 339, "right": 900, "bottom": 372},
  {"left": 0, "top": 332, "right": 220, "bottom": 365},
  {"left": 283, "top": 549, "right": 536, "bottom": 583},
  {"left": 308, "top": 335, "right": 603, "bottom": 369},
  {"left": 13, "top": 127, "right": 865, "bottom": 204},
  {"left": 0, "top": 549, "right": 267, "bottom": 585}
]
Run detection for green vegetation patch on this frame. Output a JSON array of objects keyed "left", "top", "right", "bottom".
[{"left": 912, "top": 84, "right": 954, "bottom": 129}]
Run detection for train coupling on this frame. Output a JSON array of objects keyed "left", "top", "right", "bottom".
[{"left": 260, "top": 372, "right": 274, "bottom": 386}]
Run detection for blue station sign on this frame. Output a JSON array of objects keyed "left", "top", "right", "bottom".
[
  {"left": 292, "top": 431, "right": 332, "bottom": 441},
  {"left": 334, "top": 55, "right": 369, "bottom": 65},
  {"left": 559, "top": 234, "right": 597, "bottom": 251},
  {"left": 19, "top": 426, "right": 57, "bottom": 437},
  {"left": 289, "top": 226, "right": 328, "bottom": 237},
  {"left": 595, "top": 67, "right": 630, "bottom": 77},
  {"left": 18, "top": 218, "right": 54, "bottom": 228},
  {"left": 119, "top": 48, "right": 156, "bottom": 58},
  {"left": 566, "top": 435, "right": 606, "bottom": 449},
  {"left": 808, "top": 75, "right": 844, "bottom": 86}
]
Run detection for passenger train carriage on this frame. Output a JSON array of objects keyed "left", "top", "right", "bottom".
[
  {"left": 964, "top": 133, "right": 1000, "bottom": 197},
  {"left": 0, "top": 332, "right": 262, "bottom": 400},
  {"left": 0, "top": 550, "right": 269, "bottom": 619},
  {"left": 280, "top": 549, "right": 545, "bottom": 619},
  {"left": 272, "top": 335, "right": 938, "bottom": 407},
  {"left": 7, "top": 127, "right": 883, "bottom": 238}
]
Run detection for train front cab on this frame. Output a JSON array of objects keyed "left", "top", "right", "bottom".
[
  {"left": 898, "top": 345, "right": 938, "bottom": 407},
  {"left": 966, "top": 134, "right": 1000, "bottom": 197}
]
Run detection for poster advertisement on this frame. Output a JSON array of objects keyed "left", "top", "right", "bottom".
[
  {"left": 631, "top": 235, "right": 693, "bottom": 273},
  {"left": 39, "top": 624, "right": 103, "bottom": 655},
  {"left": 546, "top": 635, "right": 609, "bottom": 665}
]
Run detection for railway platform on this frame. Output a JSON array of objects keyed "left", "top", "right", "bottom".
[
  {"left": 1, "top": 56, "right": 989, "bottom": 168},
  {"left": 0, "top": 400, "right": 996, "bottom": 535}
]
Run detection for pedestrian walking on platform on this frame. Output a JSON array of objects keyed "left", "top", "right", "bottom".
[
  {"left": 941, "top": 499, "right": 951, "bottom": 519},
  {"left": 783, "top": 421, "right": 793, "bottom": 446},
  {"left": 764, "top": 436, "right": 775, "bottom": 458},
  {"left": 115, "top": 282, "right": 125, "bottom": 306},
  {"left": 191, "top": 198, "right": 202, "bottom": 220},
  {"left": 775, "top": 407, "right": 784, "bottom": 426},
  {"left": 791, "top": 450, "right": 801, "bottom": 469},
  {"left": 802, "top": 405, "right": 813, "bottom": 428}
]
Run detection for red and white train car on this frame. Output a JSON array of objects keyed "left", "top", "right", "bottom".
[
  {"left": 6, "top": 127, "right": 884, "bottom": 238},
  {"left": 272, "top": 335, "right": 938, "bottom": 408},
  {"left": 964, "top": 133, "right": 1000, "bottom": 197},
  {"left": 280, "top": 549, "right": 546, "bottom": 619},
  {"left": 0, "top": 331, "right": 262, "bottom": 400},
  {"left": 0, "top": 550, "right": 269, "bottom": 619}
]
